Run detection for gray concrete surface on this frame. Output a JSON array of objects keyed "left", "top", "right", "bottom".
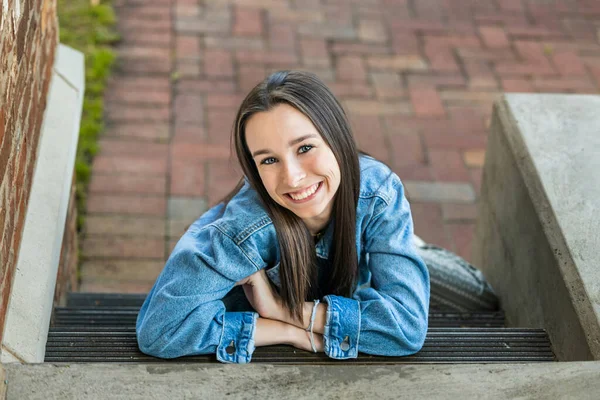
[
  {"left": 5, "top": 362, "right": 600, "bottom": 400},
  {"left": 473, "top": 94, "right": 600, "bottom": 361},
  {"left": 1, "top": 44, "right": 85, "bottom": 364}
]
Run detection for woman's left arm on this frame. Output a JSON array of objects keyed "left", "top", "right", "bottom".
[{"left": 309, "top": 178, "right": 430, "bottom": 359}]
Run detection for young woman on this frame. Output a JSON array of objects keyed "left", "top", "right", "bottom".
[{"left": 136, "top": 70, "right": 430, "bottom": 363}]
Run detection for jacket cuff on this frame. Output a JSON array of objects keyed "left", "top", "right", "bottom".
[
  {"left": 216, "top": 312, "right": 258, "bottom": 363},
  {"left": 322, "top": 295, "right": 360, "bottom": 359}
]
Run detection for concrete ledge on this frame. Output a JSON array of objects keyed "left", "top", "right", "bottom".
[
  {"left": 1, "top": 44, "right": 84, "bottom": 363},
  {"left": 5, "top": 363, "right": 600, "bottom": 399},
  {"left": 473, "top": 94, "right": 600, "bottom": 361}
]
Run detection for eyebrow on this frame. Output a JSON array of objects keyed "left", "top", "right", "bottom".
[{"left": 251, "top": 134, "right": 319, "bottom": 158}]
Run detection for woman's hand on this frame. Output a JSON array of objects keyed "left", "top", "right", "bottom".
[{"left": 238, "top": 269, "right": 287, "bottom": 322}]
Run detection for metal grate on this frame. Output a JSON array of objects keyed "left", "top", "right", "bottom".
[
  {"left": 47, "top": 293, "right": 554, "bottom": 364},
  {"left": 45, "top": 327, "right": 555, "bottom": 363},
  {"left": 53, "top": 307, "right": 506, "bottom": 328}
]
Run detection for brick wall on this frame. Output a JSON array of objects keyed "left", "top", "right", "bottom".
[{"left": 0, "top": 0, "right": 59, "bottom": 342}]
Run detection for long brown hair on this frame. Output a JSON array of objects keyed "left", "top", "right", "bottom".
[{"left": 230, "top": 70, "right": 360, "bottom": 321}]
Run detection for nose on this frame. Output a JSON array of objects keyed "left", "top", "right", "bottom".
[{"left": 282, "top": 158, "right": 306, "bottom": 188}]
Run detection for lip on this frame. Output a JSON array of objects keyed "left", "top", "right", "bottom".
[{"left": 285, "top": 182, "right": 323, "bottom": 204}]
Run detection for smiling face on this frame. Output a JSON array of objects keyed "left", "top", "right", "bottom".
[{"left": 244, "top": 103, "right": 341, "bottom": 235}]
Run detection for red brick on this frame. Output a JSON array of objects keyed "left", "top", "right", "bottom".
[
  {"left": 117, "top": 56, "right": 171, "bottom": 74},
  {"left": 502, "top": 78, "right": 535, "bottom": 92},
  {"left": 300, "top": 39, "right": 330, "bottom": 67},
  {"left": 239, "top": 65, "right": 268, "bottom": 92},
  {"left": 104, "top": 123, "right": 170, "bottom": 142},
  {"left": 441, "top": 203, "right": 478, "bottom": 222},
  {"left": 176, "top": 60, "right": 201, "bottom": 78},
  {"left": 533, "top": 78, "right": 594, "bottom": 93},
  {"left": 83, "top": 236, "right": 165, "bottom": 259},
  {"left": 423, "top": 130, "right": 487, "bottom": 150},
  {"left": 335, "top": 56, "right": 368, "bottom": 82},
  {"left": 394, "top": 164, "right": 433, "bottom": 181},
  {"left": 171, "top": 142, "right": 231, "bottom": 160},
  {"left": 170, "top": 160, "right": 206, "bottom": 196},
  {"left": 429, "top": 150, "right": 471, "bottom": 182},
  {"left": 236, "top": 50, "right": 299, "bottom": 66},
  {"left": 206, "top": 161, "right": 244, "bottom": 206},
  {"left": 552, "top": 50, "right": 587, "bottom": 76},
  {"left": 89, "top": 174, "right": 166, "bottom": 195},
  {"left": 330, "top": 42, "right": 389, "bottom": 55},
  {"left": 206, "top": 94, "right": 244, "bottom": 109},
  {"left": 513, "top": 41, "right": 550, "bottom": 64},
  {"left": 98, "top": 140, "right": 168, "bottom": 157},
  {"left": 107, "top": 76, "right": 170, "bottom": 91},
  {"left": 207, "top": 109, "right": 237, "bottom": 145},
  {"left": 176, "top": 35, "right": 201, "bottom": 60},
  {"left": 390, "top": 30, "right": 420, "bottom": 55},
  {"left": 589, "top": 65, "right": 600, "bottom": 88},
  {"left": 105, "top": 105, "right": 170, "bottom": 123},
  {"left": 173, "top": 124, "right": 207, "bottom": 143},
  {"left": 117, "top": 46, "right": 170, "bottom": 59},
  {"left": 86, "top": 194, "right": 166, "bottom": 216},
  {"left": 351, "top": 116, "right": 389, "bottom": 164},
  {"left": 105, "top": 88, "right": 171, "bottom": 106},
  {"left": 174, "top": 94, "right": 204, "bottom": 124},
  {"left": 498, "top": 0, "right": 523, "bottom": 11},
  {"left": 119, "top": 17, "right": 172, "bottom": 33},
  {"left": 204, "top": 49, "right": 235, "bottom": 77},
  {"left": 464, "top": 61, "right": 498, "bottom": 89},
  {"left": 410, "top": 203, "right": 453, "bottom": 249},
  {"left": 370, "top": 72, "right": 405, "bottom": 99},
  {"left": 388, "top": 132, "right": 426, "bottom": 167},
  {"left": 85, "top": 215, "right": 165, "bottom": 237},
  {"left": 507, "top": 26, "right": 566, "bottom": 40},
  {"left": 269, "top": 23, "right": 296, "bottom": 51},
  {"left": 120, "top": 32, "right": 172, "bottom": 47},
  {"left": 406, "top": 73, "right": 466, "bottom": 88},
  {"left": 447, "top": 222, "right": 475, "bottom": 262},
  {"left": 176, "top": 79, "right": 237, "bottom": 94},
  {"left": 233, "top": 7, "right": 264, "bottom": 36},
  {"left": 495, "top": 62, "right": 557, "bottom": 77},
  {"left": 328, "top": 83, "right": 373, "bottom": 99},
  {"left": 358, "top": 19, "right": 388, "bottom": 43},
  {"left": 469, "top": 168, "right": 483, "bottom": 195},
  {"left": 409, "top": 86, "right": 446, "bottom": 117},
  {"left": 79, "top": 281, "right": 155, "bottom": 294},
  {"left": 92, "top": 155, "right": 168, "bottom": 175},
  {"left": 424, "top": 42, "right": 459, "bottom": 72},
  {"left": 81, "top": 260, "right": 165, "bottom": 283}
]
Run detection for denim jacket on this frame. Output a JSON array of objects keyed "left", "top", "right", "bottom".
[{"left": 136, "top": 155, "right": 430, "bottom": 363}]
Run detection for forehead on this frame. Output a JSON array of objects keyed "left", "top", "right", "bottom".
[{"left": 245, "top": 103, "right": 321, "bottom": 150}]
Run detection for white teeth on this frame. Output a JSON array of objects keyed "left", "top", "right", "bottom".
[{"left": 289, "top": 183, "right": 319, "bottom": 200}]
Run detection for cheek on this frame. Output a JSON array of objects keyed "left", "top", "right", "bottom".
[{"left": 258, "top": 171, "right": 280, "bottom": 198}]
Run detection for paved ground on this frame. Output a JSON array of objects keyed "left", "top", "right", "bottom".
[{"left": 80, "top": 0, "right": 600, "bottom": 292}]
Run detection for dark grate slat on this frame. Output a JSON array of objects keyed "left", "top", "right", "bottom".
[
  {"left": 53, "top": 293, "right": 554, "bottom": 364},
  {"left": 53, "top": 307, "right": 506, "bottom": 328},
  {"left": 45, "top": 327, "right": 555, "bottom": 364}
]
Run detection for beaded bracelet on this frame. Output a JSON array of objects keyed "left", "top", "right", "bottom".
[{"left": 306, "top": 300, "right": 320, "bottom": 353}]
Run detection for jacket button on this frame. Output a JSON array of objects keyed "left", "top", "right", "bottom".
[
  {"left": 340, "top": 336, "right": 350, "bottom": 351},
  {"left": 226, "top": 340, "right": 236, "bottom": 355}
]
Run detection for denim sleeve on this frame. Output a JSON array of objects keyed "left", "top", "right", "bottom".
[
  {"left": 323, "top": 179, "right": 430, "bottom": 359},
  {"left": 136, "top": 207, "right": 261, "bottom": 364}
]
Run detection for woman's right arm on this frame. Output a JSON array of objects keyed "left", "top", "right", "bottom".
[{"left": 136, "top": 218, "right": 279, "bottom": 364}]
